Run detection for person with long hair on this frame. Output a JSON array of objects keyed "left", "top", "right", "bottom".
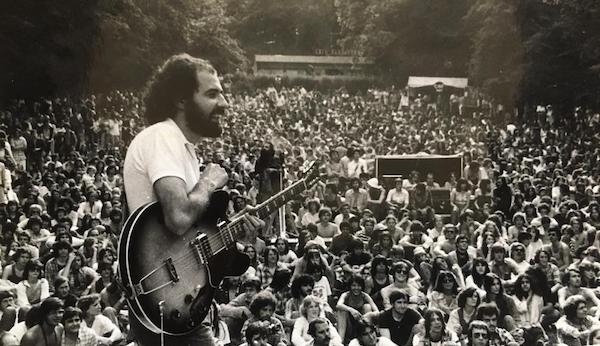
[
  {"left": 447, "top": 287, "right": 481, "bottom": 339},
  {"left": 428, "top": 256, "right": 465, "bottom": 294},
  {"left": 428, "top": 270, "right": 460, "bottom": 316},
  {"left": 15, "top": 259, "right": 49, "bottom": 307},
  {"left": 301, "top": 199, "right": 321, "bottom": 227},
  {"left": 482, "top": 273, "right": 517, "bottom": 331},
  {"left": 348, "top": 318, "right": 396, "bottom": 346},
  {"left": 20, "top": 297, "right": 63, "bottom": 346},
  {"left": 412, "top": 307, "right": 460, "bottom": 346},
  {"left": 365, "top": 255, "right": 391, "bottom": 296},
  {"left": 511, "top": 272, "right": 544, "bottom": 326},
  {"left": 377, "top": 231, "right": 394, "bottom": 258},
  {"left": 476, "top": 231, "right": 497, "bottom": 262},
  {"left": 465, "top": 258, "right": 489, "bottom": 293}
]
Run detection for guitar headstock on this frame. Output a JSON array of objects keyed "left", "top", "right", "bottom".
[{"left": 303, "top": 160, "right": 323, "bottom": 188}]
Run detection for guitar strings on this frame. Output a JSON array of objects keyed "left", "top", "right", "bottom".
[{"left": 158, "top": 176, "right": 313, "bottom": 268}]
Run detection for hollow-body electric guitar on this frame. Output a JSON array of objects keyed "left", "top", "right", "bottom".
[{"left": 117, "top": 161, "right": 320, "bottom": 335}]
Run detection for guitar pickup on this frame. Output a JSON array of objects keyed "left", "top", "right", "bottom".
[{"left": 165, "top": 258, "right": 179, "bottom": 283}]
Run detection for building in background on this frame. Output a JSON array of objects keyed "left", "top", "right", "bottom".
[{"left": 254, "top": 54, "right": 374, "bottom": 79}]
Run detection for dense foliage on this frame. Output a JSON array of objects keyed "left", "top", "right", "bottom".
[{"left": 1, "top": 0, "right": 599, "bottom": 109}]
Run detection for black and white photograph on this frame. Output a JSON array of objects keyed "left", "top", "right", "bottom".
[{"left": 1, "top": 0, "right": 600, "bottom": 345}]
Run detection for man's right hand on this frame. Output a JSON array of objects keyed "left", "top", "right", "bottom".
[{"left": 201, "top": 163, "right": 228, "bottom": 190}]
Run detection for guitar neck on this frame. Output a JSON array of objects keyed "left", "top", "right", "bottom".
[
  {"left": 254, "top": 179, "right": 307, "bottom": 219},
  {"left": 218, "top": 179, "right": 308, "bottom": 248}
]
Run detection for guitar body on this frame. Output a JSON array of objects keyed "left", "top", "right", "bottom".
[{"left": 118, "top": 190, "right": 249, "bottom": 335}]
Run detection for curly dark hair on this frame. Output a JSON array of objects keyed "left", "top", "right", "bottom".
[
  {"left": 249, "top": 291, "right": 277, "bottom": 317},
  {"left": 143, "top": 54, "right": 216, "bottom": 124},
  {"left": 290, "top": 274, "right": 314, "bottom": 299}
]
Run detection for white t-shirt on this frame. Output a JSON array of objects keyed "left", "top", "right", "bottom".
[
  {"left": 349, "top": 336, "right": 397, "bottom": 346},
  {"left": 86, "top": 314, "right": 117, "bottom": 338},
  {"left": 124, "top": 118, "right": 201, "bottom": 211},
  {"left": 312, "top": 276, "right": 332, "bottom": 302}
]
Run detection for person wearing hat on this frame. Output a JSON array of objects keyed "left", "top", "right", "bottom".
[{"left": 386, "top": 177, "right": 409, "bottom": 210}]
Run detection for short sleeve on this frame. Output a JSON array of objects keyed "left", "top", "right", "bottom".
[{"left": 145, "top": 131, "right": 190, "bottom": 184}]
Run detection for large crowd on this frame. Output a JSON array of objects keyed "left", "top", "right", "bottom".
[{"left": 0, "top": 85, "right": 598, "bottom": 346}]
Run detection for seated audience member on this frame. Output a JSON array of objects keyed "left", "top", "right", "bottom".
[
  {"left": 347, "top": 319, "right": 396, "bottom": 346},
  {"left": 291, "top": 296, "right": 342, "bottom": 346},
  {"left": 240, "top": 291, "right": 287, "bottom": 346},
  {"left": 59, "top": 307, "right": 97, "bottom": 346},
  {"left": 335, "top": 275, "right": 378, "bottom": 342},
  {"left": 77, "top": 294, "right": 122, "bottom": 345},
  {"left": 15, "top": 260, "right": 49, "bottom": 307},
  {"left": 367, "top": 290, "right": 421, "bottom": 346},
  {"left": 20, "top": 297, "right": 64, "bottom": 346}
]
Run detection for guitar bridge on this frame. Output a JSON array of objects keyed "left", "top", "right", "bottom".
[{"left": 165, "top": 258, "right": 179, "bottom": 283}]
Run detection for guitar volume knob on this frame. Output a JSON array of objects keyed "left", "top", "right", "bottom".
[{"left": 170, "top": 310, "right": 182, "bottom": 320}]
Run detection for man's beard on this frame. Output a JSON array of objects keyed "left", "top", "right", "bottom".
[{"left": 184, "top": 100, "right": 223, "bottom": 138}]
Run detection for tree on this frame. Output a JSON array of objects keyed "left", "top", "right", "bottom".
[
  {"left": 226, "top": 0, "right": 340, "bottom": 56},
  {"left": 464, "top": 0, "right": 525, "bottom": 106},
  {"left": 335, "top": 0, "right": 473, "bottom": 83},
  {"left": 0, "top": 0, "right": 246, "bottom": 101}
]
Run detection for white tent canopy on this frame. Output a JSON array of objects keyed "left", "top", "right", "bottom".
[{"left": 407, "top": 76, "right": 468, "bottom": 89}]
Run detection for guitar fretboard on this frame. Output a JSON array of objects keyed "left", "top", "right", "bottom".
[{"left": 215, "top": 178, "right": 307, "bottom": 253}]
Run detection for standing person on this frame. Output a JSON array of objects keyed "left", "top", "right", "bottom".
[
  {"left": 123, "top": 54, "right": 265, "bottom": 345},
  {"left": 20, "top": 297, "right": 64, "bottom": 346}
]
